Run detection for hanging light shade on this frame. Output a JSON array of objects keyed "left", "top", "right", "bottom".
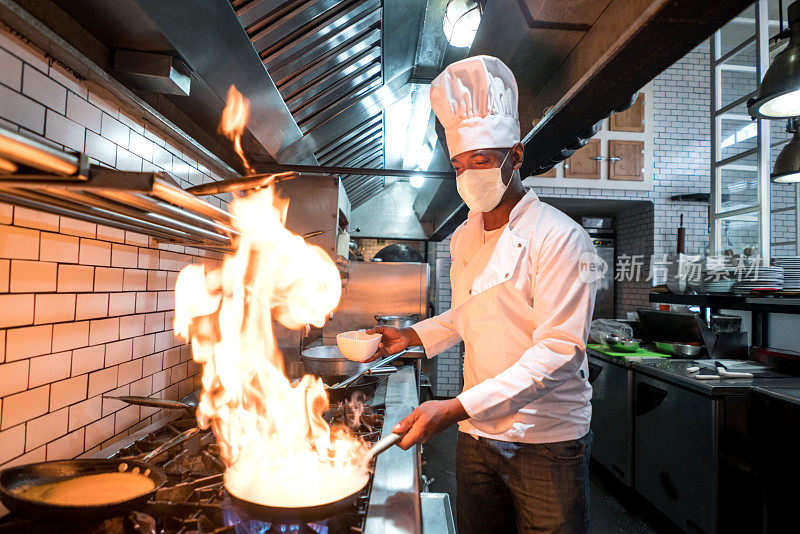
[
  {"left": 772, "top": 119, "right": 800, "bottom": 182},
  {"left": 749, "top": 1, "right": 800, "bottom": 119},
  {"left": 443, "top": 0, "right": 482, "bottom": 49}
]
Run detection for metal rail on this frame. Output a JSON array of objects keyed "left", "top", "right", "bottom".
[{"left": 0, "top": 126, "right": 237, "bottom": 251}]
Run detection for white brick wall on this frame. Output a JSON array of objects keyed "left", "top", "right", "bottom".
[{"left": 0, "top": 29, "right": 229, "bottom": 467}]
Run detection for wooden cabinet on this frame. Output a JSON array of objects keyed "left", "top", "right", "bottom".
[
  {"left": 609, "top": 140, "right": 644, "bottom": 181},
  {"left": 610, "top": 93, "right": 645, "bottom": 132},
  {"left": 564, "top": 139, "right": 600, "bottom": 179},
  {"left": 538, "top": 165, "right": 557, "bottom": 177}
]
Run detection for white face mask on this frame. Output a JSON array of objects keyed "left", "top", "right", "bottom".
[{"left": 456, "top": 149, "right": 512, "bottom": 212}]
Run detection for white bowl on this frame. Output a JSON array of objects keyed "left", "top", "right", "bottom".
[{"left": 336, "top": 330, "right": 381, "bottom": 362}]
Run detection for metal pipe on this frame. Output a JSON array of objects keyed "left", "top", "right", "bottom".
[
  {"left": 0, "top": 127, "right": 81, "bottom": 176},
  {"left": 184, "top": 171, "right": 298, "bottom": 196},
  {"left": 252, "top": 162, "right": 456, "bottom": 179},
  {"left": 0, "top": 157, "right": 18, "bottom": 174}
]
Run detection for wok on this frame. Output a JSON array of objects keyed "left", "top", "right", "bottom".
[
  {"left": 228, "top": 433, "right": 401, "bottom": 523},
  {"left": 0, "top": 458, "right": 166, "bottom": 522}
]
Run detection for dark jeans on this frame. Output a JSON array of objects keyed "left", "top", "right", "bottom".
[{"left": 455, "top": 430, "right": 592, "bottom": 534}]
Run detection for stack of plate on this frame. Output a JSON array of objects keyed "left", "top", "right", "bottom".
[
  {"left": 692, "top": 266, "right": 736, "bottom": 293},
  {"left": 732, "top": 265, "right": 784, "bottom": 292},
  {"left": 773, "top": 256, "right": 800, "bottom": 291}
]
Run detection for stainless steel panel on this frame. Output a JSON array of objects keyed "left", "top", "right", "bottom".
[
  {"left": 634, "top": 374, "right": 719, "bottom": 534},
  {"left": 273, "top": 174, "right": 341, "bottom": 259},
  {"left": 350, "top": 180, "right": 429, "bottom": 238},
  {"left": 364, "top": 366, "right": 421, "bottom": 534},
  {"left": 587, "top": 356, "right": 633, "bottom": 487},
  {"left": 324, "top": 261, "right": 428, "bottom": 344},
  {"left": 421, "top": 493, "right": 456, "bottom": 534},
  {"left": 129, "top": 0, "right": 309, "bottom": 161}
]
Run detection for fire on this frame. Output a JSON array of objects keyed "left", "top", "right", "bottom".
[
  {"left": 219, "top": 85, "right": 254, "bottom": 174},
  {"left": 175, "top": 88, "right": 370, "bottom": 508}
]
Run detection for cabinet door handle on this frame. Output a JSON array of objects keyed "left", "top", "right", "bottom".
[
  {"left": 591, "top": 156, "right": 605, "bottom": 161},
  {"left": 609, "top": 156, "right": 621, "bottom": 162}
]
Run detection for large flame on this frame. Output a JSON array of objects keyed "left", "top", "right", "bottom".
[
  {"left": 174, "top": 181, "right": 369, "bottom": 508},
  {"left": 219, "top": 85, "right": 254, "bottom": 174}
]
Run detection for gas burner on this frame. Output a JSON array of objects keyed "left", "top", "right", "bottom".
[{"left": 0, "top": 390, "right": 386, "bottom": 534}]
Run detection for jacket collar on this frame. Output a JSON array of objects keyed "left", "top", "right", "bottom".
[{"left": 466, "top": 188, "right": 540, "bottom": 231}]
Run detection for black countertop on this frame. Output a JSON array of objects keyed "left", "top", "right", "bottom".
[
  {"left": 587, "top": 347, "right": 800, "bottom": 398},
  {"left": 751, "top": 385, "right": 800, "bottom": 407}
]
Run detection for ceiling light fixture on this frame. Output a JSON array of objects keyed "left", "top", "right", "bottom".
[
  {"left": 443, "top": 0, "right": 482, "bottom": 49},
  {"left": 410, "top": 172, "right": 425, "bottom": 189},
  {"left": 772, "top": 118, "right": 800, "bottom": 182},
  {"left": 748, "top": 1, "right": 800, "bottom": 119}
]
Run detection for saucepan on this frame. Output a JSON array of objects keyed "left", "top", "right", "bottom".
[
  {"left": 0, "top": 428, "right": 198, "bottom": 521},
  {"left": 228, "top": 433, "right": 402, "bottom": 523}
]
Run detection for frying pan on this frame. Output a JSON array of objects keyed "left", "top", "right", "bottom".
[
  {"left": 0, "top": 427, "right": 198, "bottom": 521},
  {"left": 0, "top": 458, "right": 166, "bottom": 522},
  {"left": 227, "top": 433, "right": 402, "bottom": 523}
]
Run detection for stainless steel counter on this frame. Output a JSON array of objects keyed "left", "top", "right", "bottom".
[{"left": 364, "top": 366, "right": 422, "bottom": 534}]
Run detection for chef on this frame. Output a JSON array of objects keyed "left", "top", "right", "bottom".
[{"left": 367, "top": 56, "right": 599, "bottom": 533}]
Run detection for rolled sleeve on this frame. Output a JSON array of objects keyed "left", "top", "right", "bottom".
[
  {"left": 410, "top": 309, "right": 462, "bottom": 358},
  {"left": 457, "top": 226, "right": 597, "bottom": 424}
]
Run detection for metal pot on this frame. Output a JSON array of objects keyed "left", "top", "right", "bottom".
[
  {"left": 374, "top": 314, "right": 419, "bottom": 330},
  {"left": 301, "top": 346, "right": 372, "bottom": 377}
]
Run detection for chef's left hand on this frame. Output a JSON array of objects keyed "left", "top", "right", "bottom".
[{"left": 392, "top": 398, "right": 468, "bottom": 450}]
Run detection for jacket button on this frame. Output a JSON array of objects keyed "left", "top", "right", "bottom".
[
  {"left": 516, "top": 243, "right": 522, "bottom": 248},
  {"left": 504, "top": 273, "right": 509, "bottom": 279},
  {"left": 469, "top": 289, "right": 473, "bottom": 295}
]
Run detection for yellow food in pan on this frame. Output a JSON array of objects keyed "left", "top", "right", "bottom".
[{"left": 19, "top": 472, "right": 155, "bottom": 506}]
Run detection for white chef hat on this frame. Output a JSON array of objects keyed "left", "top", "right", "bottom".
[{"left": 430, "top": 55, "right": 520, "bottom": 157}]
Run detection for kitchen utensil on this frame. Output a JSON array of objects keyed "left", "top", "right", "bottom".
[
  {"left": 0, "top": 458, "right": 167, "bottom": 521},
  {"left": 604, "top": 336, "right": 640, "bottom": 353},
  {"left": 330, "top": 350, "right": 409, "bottom": 390},
  {"left": 336, "top": 330, "right": 381, "bottom": 362},
  {"left": 714, "top": 361, "right": 754, "bottom": 379},
  {"left": 104, "top": 391, "right": 200, "bottom": 416},
  {"left": 103, "top": 395, "right": 194, "bottom": 413},
  {"left": 228, "top": 480, "right": 366, "bottom": 523},
  {"left": 229, "top": 431, "right": 404, "bottom": 522},
  {"left": 301, "top": 345, "right": 373, "bottom": 377},
  {"left": 374, "top": 314, "right": 419, "bottom": 330},
  {"left": 368, "top": 433, "right": 402, "bottom": 459},
  {"left": 655, "top": 341, "right": 703, "bottom": 357}
]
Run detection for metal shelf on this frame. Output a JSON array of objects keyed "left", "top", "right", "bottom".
[{"left": 649, "top": 292, "right": 800, "bottom": 314}]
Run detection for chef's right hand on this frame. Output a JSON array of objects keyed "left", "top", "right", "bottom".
[{"left": 365, "top": 326, "right": 414, "bottom": 360}]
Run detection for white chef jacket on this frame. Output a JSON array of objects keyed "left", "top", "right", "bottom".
[{"left": 411, "top": 189, "right": 598, "bottom": 443}]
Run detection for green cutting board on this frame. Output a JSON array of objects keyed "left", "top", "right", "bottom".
[{"left": 587, "top": 343, "right": 670, "bottom": 358}]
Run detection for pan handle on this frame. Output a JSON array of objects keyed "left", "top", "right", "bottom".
[
  {"left": 104, "top": 395, "right": 192, "bottom": 411},
  {"left": 369, "top": 433, "right": 402, "bottom": 459},
  {"left": 330, "top": 350, "right": 407, "bottom": 390},
  {"left": 139, "top": 428, "right": 200, "bottom": 463}
]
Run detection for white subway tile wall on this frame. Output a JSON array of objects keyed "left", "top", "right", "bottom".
[
  {"left": 0, "top": 29, "right": 230, "bottom": 467},
  {"left": 429, "top": 44, "right": 712, "bottom": 397}
]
